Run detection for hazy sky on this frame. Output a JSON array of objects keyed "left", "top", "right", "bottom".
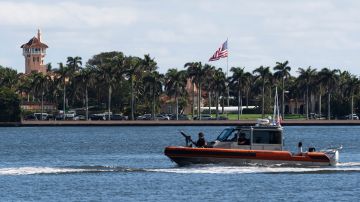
[{"left": 1, "top": 0, "right": 360, "bottom": 75}]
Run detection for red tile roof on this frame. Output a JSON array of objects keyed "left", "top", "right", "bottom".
[{"left": 21, "top": 37, "right": 48, "bottom": 48}]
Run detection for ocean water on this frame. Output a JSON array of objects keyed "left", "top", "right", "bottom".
[{"left": 0, "top": 126, "right": 359, "bottom": 201}]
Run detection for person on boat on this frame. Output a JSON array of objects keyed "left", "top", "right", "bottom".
[
  {"left": 196, "top": 132, "right": 207, "bottom": 147},
  {"left": 238, "top": 133, "right": 250, "bottom": 145}
]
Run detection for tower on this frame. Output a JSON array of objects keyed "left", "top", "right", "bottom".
[{"left": 21, "top": 29, "right": 49, "bottom": 74}]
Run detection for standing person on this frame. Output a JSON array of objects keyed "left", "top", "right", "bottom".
[{"left": 196, "top": 132, "right": 207, "bottom": 147}]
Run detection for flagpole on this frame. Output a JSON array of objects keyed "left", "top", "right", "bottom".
[
  {"left": 208, "top": 39, "right": 230, "bottom": 116},
  {"left": 226, "top": 37, "right": 230, "bottom": 108}
]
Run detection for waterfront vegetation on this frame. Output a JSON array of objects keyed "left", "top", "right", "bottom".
[
  {"left": 1, "top": 51, "right": 360, "bottom": 121},
  {"left": 0, "top": 87, "right": 21, "bottom": 122}
]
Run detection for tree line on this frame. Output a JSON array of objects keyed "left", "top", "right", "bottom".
[{"left": 1, "top": 51, "right": 360, "bottom": 121}]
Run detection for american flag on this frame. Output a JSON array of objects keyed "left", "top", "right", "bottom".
[{"left": 209, "top": 40, "right": 228, "bottom": 61}]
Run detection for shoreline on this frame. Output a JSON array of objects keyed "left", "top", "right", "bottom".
[{"left": 1, "top": 120, "right": 360, "bottom": 127}]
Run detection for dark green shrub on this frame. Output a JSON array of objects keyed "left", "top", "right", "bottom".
[{"left": 0, "top": 87, "right": 21, "bottom": 122}]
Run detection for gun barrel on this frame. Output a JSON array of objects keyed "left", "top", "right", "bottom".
[{"left": 180, "top": 131, "right": 196, "bottom": 145}]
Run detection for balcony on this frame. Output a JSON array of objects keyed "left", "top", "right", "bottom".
[{"left": 23, "top": 49, "right": 46, "bottom": 55}]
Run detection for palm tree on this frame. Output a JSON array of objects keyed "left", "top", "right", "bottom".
[
  {"left": 100, "top": 60, "right": 121, "bottom": 120},
  {"left": 203, "top": 64, "right": 216, "bottom": 115},
  {"left": 143, "top": 71, "right": 164, "bottom": 119},
  {"left": 287, "top": 77, "right": 301, "bottom": 114},
  {"left": 124, "top": 56, "right": 144, "bottom": 120},
  {"left": 142, "top": 54, "right": 157, "bottom": 72},
  {"left": 241, "top": 72, "right": 253, "bottom": 108},
  {"left": 0, "top": 66, "right": 18, "bottom": 89},
  {"left": 273, "top": 61, "right": 291, "bottom": 119},
  {"left": 185, "top": 62, "right": 205, "bottom": 119},
  {"left": 67, "top": 56, "right": 82, "bottom": 72},
  {"left": 342, "top": 73, "right": 360, "bottom": 119},
  {"left": 54, "top": 62, "right": 71, "bottom": 118},
  {"left": 75, "top": 66, "right": 96, "bottom": 120},
  {"left": 318, "top": 68, "right": 340, "bottom": 120},
  {"left": 64, "top": 56, "right": 82, "bottom": 108},
  {"left": 211, "top": 68, "right": 226, "bottom": 119},
  {"left": 297, "top": 66, "right": 317, "bottom": 119},
  {"left": 253, "top": 66, "right": 271, "bottom": 118},
  {"left": 46, "top": 72, "right": 59, "bottom": 107},
  {"left": 25, "top": 73, "right": 37, "bottom": 102},
  {"left": 141, "top": 54, "right": 159, "bottom": 119},
  {"left": 184, "top": 65, "right": 195, "bottom": 118},
  {"left": 87, "top": 52, "right": 126, "bottom": 120},
  {"left": 46, "top": 63, "right": 52, "bottom": 72},
  {"left": 31, "top": 72, "right": 51, "bottom": 119},
  {"left": 230, "top": 67, "right": 247, "bottom": 120},
  {"left": 16, "top": 74, "right": 33, "bottom": 102},
  {"left": 165, "top": 69, "right": 187, "bottom": 120},
  {"left": 313, "top": 73, "right": 324, "bottom": 119}
]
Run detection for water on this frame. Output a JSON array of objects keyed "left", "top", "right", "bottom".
[{"left": 0, "top": 126, "right": 359, "bottom": 201}]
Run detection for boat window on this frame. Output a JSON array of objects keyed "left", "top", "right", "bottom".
[
  {"left": 216, "top": 128, "right": 234, "bottom": 141},
  {"left": 225, "top": 129, "right": 238, "bottom": 141},
  {"left": 252, "top": 130, "right": 282, "bottom": 144}
]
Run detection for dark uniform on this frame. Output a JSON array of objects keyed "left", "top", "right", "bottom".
[{"left": 196, "top": 132, "right": 207, "bottom": 147}]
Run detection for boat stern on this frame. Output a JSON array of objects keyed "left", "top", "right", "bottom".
[
  {"left": 330, "top": 150, "right": 339, "bottom": 166},
  {"left": 324, "top": 149, "right": 340, "bottom": 166}
]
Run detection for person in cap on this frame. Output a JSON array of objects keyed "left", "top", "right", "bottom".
[{"left": 196, "top": 132, "right": 207, "bottom": 147}]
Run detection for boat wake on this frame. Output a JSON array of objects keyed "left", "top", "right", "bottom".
[
  {"left": 0, "top": 165, "right": 144, "bottom": 176},
  {"left": 1, "top": 162, "right": 359, "bottom": 176},
  {"left": 149, "top": 162, "right": 360, "bottom": 174}
]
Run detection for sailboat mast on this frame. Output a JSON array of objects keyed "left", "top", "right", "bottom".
[{"left": 273, "top": 87, "right": 281, "bottom": 126}]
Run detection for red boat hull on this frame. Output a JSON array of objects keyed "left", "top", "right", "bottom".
[{"left": 164, "top": 146, "right": 333, "bottom": 167}]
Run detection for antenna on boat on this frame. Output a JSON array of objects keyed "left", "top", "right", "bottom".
[{"left": 273, "top": 87, "right": 281, "bottom": 126}]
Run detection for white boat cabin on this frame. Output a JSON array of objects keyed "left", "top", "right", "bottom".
[{"left": 212, "top": 126, "right": 283, "bottom": 151}]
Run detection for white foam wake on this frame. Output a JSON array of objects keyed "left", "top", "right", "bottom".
[
  {"left": 0, "top": 167, "right": 89, "bottom": 176},
  {"left": 149, "top": 163, "right": 360, "bottom": 174},
  {"left": 337, "top": 162, "right": 360, "bottom": 167},
  {"left": 1, "top": 162, "right": 359, "bottom": 175},
  {"left": 0, "top": 166, "right": 142, "bottom": 176}
]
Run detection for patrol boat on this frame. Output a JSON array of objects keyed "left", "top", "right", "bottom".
[{"left": 164, "top": 89, "right": 341, "bottom": 167}]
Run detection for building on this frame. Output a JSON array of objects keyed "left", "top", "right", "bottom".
[
  {"left": 20, "top": 29, "right": 48, "bottom": 74},
  {"left": 285, "top": 99, "right": 305, "bottom": 114},
  {"left": 159, "top": 79, "right": 198, "bottom": 115},
  {"left": 21, "top": 101, "right": 56, "bottom": 112}
]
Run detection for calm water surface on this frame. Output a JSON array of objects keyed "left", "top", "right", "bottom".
[{"left": 0, "top": 126, "right": 359, "bottom": 201}]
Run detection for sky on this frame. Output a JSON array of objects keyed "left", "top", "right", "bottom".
[{"left": 1, "top": 0, "right": 360, "bottom": 75}]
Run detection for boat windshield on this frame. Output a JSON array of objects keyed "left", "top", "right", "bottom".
[{"left": 216, "top": 128, "right": 234, "bottom": 141}]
